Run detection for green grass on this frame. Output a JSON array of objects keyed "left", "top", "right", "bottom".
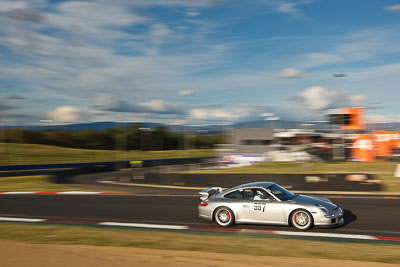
[
  {"left": 0, "top": 223, "right": 399, "bottom": 264},
  {"left": 198, "top": 161, "right": 398, "bottom": 174},
  {"left": 0, "top": 143, "right": 215, "bottom": 165},
  {"left": 0, "top": 176, "right": 89, "bottom": 192},
  {"left": 1, "top": 143, "right": 399, "bottom": 191},
  {"left": 379, "top": 174, "right": 400, "bottom": 192}
]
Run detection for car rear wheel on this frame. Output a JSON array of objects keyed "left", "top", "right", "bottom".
[
  {"left": 214, "top": 207, "right": 234, "bottom": 227},
  {"left": 291, "top": 209, "right": 313, "bottom": 230}
]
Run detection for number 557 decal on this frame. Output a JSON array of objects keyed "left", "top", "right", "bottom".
[{"left": 254, "top": 203, "right": 266, "bottom": 212}]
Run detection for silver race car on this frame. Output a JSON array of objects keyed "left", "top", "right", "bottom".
[{"left": 198, "top": 182, "right": 344, "bottom": 230}]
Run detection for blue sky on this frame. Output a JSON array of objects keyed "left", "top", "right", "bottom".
[{"left": 1, "top": 0, "right": 400, "bottom": 125}]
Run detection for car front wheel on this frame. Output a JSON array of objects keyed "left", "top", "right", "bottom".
[{"left": 291, "top": 209, "right": 313, "bottom": 230}]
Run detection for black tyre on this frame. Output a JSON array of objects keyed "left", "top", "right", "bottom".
[
  {"left": 291, "top": 209, "right": 313, "bottom": 230},
  {"left": 214, "top": 207, "right": 235, "bottom": 227}
]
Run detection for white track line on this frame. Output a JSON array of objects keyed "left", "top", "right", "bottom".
[
  {"left": 56, "top": 191, "right": 101, "bottom": 195},
  {"left": 0, "top": 216, "right": 46, "bottom": 222},
  {"left": 274, "top": 230, "right": 378, "bottom": 240},
  {"left": 0, "top": 192, "right": 35, "bottom": 194},
  {"left": 98, "top": 222, "right": 188, "bottom": 230},
  {"left": 0, "top": 215, "right": 397, "bottom": 241}
]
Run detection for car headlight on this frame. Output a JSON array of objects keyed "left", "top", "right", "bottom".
[{"left": 316, "top": 204, "right": 328, "bottom": 214}]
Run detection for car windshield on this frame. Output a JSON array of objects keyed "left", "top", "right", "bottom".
[{"left": 267, "top": 184, "right": 295, "bottom": 201}]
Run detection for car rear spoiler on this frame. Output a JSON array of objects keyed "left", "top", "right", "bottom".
[{"left": 199, "top": 187, "right": 222, "bottom": 201}]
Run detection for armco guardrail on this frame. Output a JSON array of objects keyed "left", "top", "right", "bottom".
[
  {"left": 0, "top": 157, "right": 215, "bottom": 171},
  {"left": 128, "top": 173, "right": 382, "bottom": 191},
  {"left": 140, "top": 157, "right": 216, "bottom": 167},
  {"left": 0, "top": 161, "right": 130, "bottom": 171}
]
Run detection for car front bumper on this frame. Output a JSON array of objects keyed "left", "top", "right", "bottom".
[{"left": 314, "top": 208, "right": 344, "bottom": 227}]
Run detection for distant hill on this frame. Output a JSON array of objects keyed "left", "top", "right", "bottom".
[
  {"left": 233, "top": 120, "right": 400, "bottom": 131},
  {"left": 2, "top": 122, "right": 162, "bottom": 131},
  {"left": 233, "top": 120, "right": 334, "bottom": 130}
]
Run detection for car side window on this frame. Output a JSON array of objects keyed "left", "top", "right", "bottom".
[
  {"left": 244, "top": 188, "right": 274, "bottom": 201},
  {"left": 243, "top": 188, "right": 256, "bottom": 200},
  {"left": 224, "top": 190, "right": 243, "bottom": 199}
]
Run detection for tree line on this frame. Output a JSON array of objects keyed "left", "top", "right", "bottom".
[{"left": 0, "top": 124, "right": 221, "bottom": 151}]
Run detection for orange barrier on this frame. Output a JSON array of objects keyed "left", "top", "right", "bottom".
[
  {"left": 352, "top": 134, "right": 375, "bottom": 162},
  {"left": 373, "top": 131, "right": 398, "bottom": 157}
]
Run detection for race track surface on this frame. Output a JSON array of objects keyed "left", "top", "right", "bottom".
[
  {"left": 1, "top": 194, "right": 399, "bottom": 237},
  {"left": 1, "top": 171, "right": 399, "bottom": 237}
]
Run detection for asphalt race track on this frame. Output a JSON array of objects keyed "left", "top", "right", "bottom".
[
  {"left": 1, "top": 171, "right": 399, "bottom": 237},
  {"left": 1, "top": 193, "right": 399, "bottom": 237}
]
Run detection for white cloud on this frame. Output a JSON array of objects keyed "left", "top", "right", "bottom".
[
  {"left": 48, "top": 106, "right": 82, "bottom": 122},
  {"left": 298, "top": 28, "right": 400, "bottom": 68},
  {"left": 178, "top": 90, "right": 196, "bottom": 96},
  {"left": 4, "top": 7, "right": 42, "bottom": 22},
  {"left": 189, "top": 108, "right": 233, "bottom": 120},
  {"left": 275, "top": 68, "right": 303, "bottom": 78},
  {"left": 43, "top": 1, "right": 147, "bottom": 44},
  {"left": 0, "top": 113, "right": 43, "bottom": 125},
  {"left": 140, "top": 99, "right": 172, "bottom": 112},
  {"left": 92, "top": 94, "right": 186, "bottom": 115},
  {"left": 0, "top": 0, "right": 231, "bottom": 105},
  {"left": 385, "top": 5, "right": 400, "bottom": 12},
  {"left": 189, "top": 106, "right": 261, "bottom": 121},
  {"left": 0, "top": 1, "right": 270, "bottom": 124},
  {"left": 0, "top": 100, "right": 14, "bottom": 111},
  {"left": 365, "top": 114, "right": 400, "bottom": 123},
  {"left": 0, "top": 0, "right": 28, "bottom": 12},
  {"left": 48, "top": 1, "right": 146, "bottom": 28},
  {"left": 169, "top": 120, "right": 187, "bottom": 125},
  {"left": 277, "top": 3, "right": 296, "bottom": 14},
  {"left": 299, "top": 86, "right": 366, "bottom": 111},
  {"left": 347, "top": 63, "right": 400, "bottom": 81},
  {"left": 2, "top": 1, "right": 399, "bottom": 125},
  {"left": 92, "top": 93, "right": 143, "bottom": 113},
  {"left": 303, "top": 53, "right": 344, "bottom": 67},
  {"left": 274, "top": 1, "right": 312, "bottom": 18},
  {"left": 139, "top": 99, "right": 186, "bottom": 115},
  {"left": 149, "top": 24, "right": 173, "bottom": 45},
  {"left": 92, "top": 93, "right": 121, "bottom": 111},
  {"left": 186, "top": 11, "right": 200, "bottom": 17},
  {"left": 88, "top": 109, "right": 107, "bottom": 116},
  {"left": 116, "top": 0, "right": 221, "bottom": 8},
  {"left": 176, "top": 26, "right": 189, "bottom": 30}
]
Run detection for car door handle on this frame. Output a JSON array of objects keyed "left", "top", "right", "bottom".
[{"left": 243, "top": 205, "right": 249, "bottom": 208}]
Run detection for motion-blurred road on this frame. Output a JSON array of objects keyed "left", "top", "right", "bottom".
[{"left": 0, "top": 194, "right": 399, "bottom": 237}]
